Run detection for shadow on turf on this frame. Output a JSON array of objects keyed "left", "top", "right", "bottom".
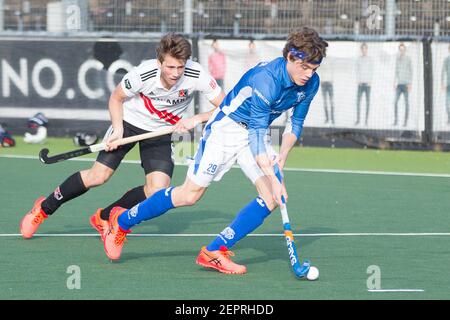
[
  {"left": 117, "top": 227, "right": 338, "bottom": 264},
  {"left": 107, "top": 226, "right": 338, "bottom": 266},
  {"left": 237, "top": 226, "right": 338, "bottom": 266},
  {"left": 42, "top": 208, "right": 338, "bottom": 267},
  {"left": 49, "top": 209, "right": 236, "bottom": 235}
]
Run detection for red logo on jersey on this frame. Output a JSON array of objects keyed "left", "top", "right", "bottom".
[
  {"left": 178, "top": 89, "right": 188, "bottom": 97},
  {"left": 139, "top": 93, "right": 181, "bottom": 125},
  {"left": 209, "top": 79, "right": 217, "bottom": 89}
]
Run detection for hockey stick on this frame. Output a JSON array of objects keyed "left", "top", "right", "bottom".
[
  {"left": 39, "top": 127, "right": 175, "bottom": 164},
  {"left": 273, "top": 164, "right": 311, "bottom": 279}
]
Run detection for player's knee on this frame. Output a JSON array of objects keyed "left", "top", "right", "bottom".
[
  {"left": 267, "top": 200, "right": 278, "bottom": 211},
  {"left": 182, "top": 194, "right": 199, "bottom": 206},
  {"left": 89, "top": 174, "right": 110, "bottom": 187},
  {"left": 84, "top": 169, "right": 112, "bottom": 187},
  {"left": 171, "top": 182, "right": 206, "bottom": 207},
  {"left": 179, "top": 191, "right": 201, "bottom": 206},
  {"left": 260, "top": 196, "right": 277, "bottom": 211},
  {"left": 144, "top": 184, "right": 169, "bottom": 198}
]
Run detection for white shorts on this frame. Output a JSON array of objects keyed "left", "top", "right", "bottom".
[{"left": 187, "top": 109, "right": 277, "bottom": 187}]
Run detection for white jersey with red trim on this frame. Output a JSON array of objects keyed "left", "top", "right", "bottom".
[{"left": 120, "top": 59, "right": 222, "bottom": 132}]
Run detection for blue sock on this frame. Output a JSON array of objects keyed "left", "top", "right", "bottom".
[
  {"left": 118, "top": 187, "right": 175, "bottom": 230},
  {"left": 206, "top": 196, "right": 271, "bottom": 251}
]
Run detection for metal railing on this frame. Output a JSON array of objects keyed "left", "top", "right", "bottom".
[{"left": 1, "top": 0, "right": 449, "bottom": 38}]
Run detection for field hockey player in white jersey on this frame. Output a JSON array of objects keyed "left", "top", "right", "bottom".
[{"left": 20, "top": 33, "right": 225, "bottom": 239}]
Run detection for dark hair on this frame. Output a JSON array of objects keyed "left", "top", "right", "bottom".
[
  {"left": 156, "top": 33, "right": 192, "bottom": 63},
  {"left": 282, "top": 27, "right": 328, "bottom": 64}
]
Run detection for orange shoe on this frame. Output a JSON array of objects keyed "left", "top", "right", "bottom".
[
  {"left": 89, "top": 208, "right": 109, "bottom": 240},
  {"left": 20, "top": 197, "right": 48, "bottom": 239},
  {"left": 195, "top": 246, "right": 247, "bottom": 274},
  {"left": 103, "top": 207, "right": 131, "bottom": 260}
]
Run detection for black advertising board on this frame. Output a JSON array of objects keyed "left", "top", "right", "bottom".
[{"left": 0, "top": 38, "right": 158, "bottom": 111}]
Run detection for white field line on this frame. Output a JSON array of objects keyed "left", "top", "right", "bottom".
[
  {"left": 368, "top": 289, "right": 425, "bottom": 293},
  {"left": 1, "top": 154, "right": 450, "bottom": 178},
  {"left": 1, "top": 232, "right": 450, "bottom": 237}
]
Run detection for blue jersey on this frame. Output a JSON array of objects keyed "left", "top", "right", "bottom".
[{"left": 219, "top": 57, "right": 320, "bottom": 156}]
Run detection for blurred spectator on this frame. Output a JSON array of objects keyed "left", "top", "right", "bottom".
[
  {"left": 0, "top": 123, "right": 15, "bottom": 147},
  {"left": 319, "top": 58, "right": 335, "bottom": 124},
  {"left": 394, "top": 43, "right": 413, "bottom": 127},
  {"left": 355, "top": 43, "right": 373, "bottom": 126},
  {"left": 24, "top": 112, "right": 48, "bottom": 144},
  {"left": 73, "top": 132, "right": 98, "bottom": 146},
  {"left": 244, "top": 39, "right": 261, "bottom": 71},
  {"left": 442, "top": 44, "right": 450, "bottom": 124},
  {"left": 208, "top": 39, "right": 227, "bottom": 89}
]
